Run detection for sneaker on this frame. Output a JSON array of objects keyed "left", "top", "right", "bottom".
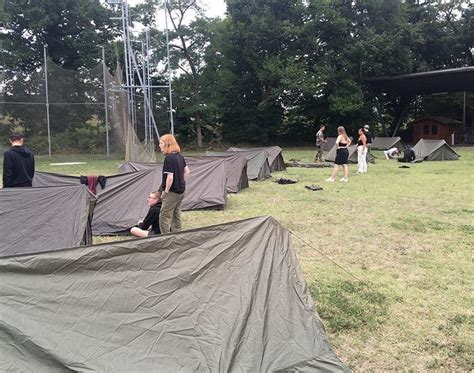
[
  {"left": 340, "top": 177, "right": 348, "bottom": 182},
  {"left": 325, "top": 177, "right": 335, "bottom": 182}
]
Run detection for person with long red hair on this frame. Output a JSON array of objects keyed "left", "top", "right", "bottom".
[{"left": 158, "top": 134, "right": 190, "bottom": 233}]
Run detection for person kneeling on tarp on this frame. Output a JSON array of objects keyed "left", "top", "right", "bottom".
[
  {"left": 398, "top": 146, "right": 416, "bottom": 163},
  {"left": 130, "top": 191, "right": 162, "bottom": 237}
]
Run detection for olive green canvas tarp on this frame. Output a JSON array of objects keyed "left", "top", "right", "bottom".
[
  {"left": 0, "top": 216, "right": 349, "bottom": 372},
  {"left": 413, "top": 139, "right": 459, "bottom": 161},
  {"left": 118, "top": 157, "right": 228, "bottom": 209},
  {"left": 322, "top": 137, "right": 337, "bottom": 152},
  {"left": 0, "top": 185, "right": 95, "bottom": 257},
  {"left": 205, "top": 150, "right": 271, "bottom": 180},
  {"left": 227, "top": 146, "right": 286, "bottom": 172},
  {"left": 33, "top": 169, "right": 163, "bottom": 235},
  {"left": 34, "top": 160, "right": 227, "bottom": 235},
  {"left": 121, "top": 155, "right": 247, "bottom": 194},
  {"left": 325, "top": 144, "right": 375, "bottom": 163},
  {"left": 371, "top": 137, "right": 403, "bottom": 151},
  {"left": 201, "top": 154, "right": 249, "bottom": 193}
]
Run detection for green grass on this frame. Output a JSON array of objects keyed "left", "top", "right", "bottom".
[{"left": 1, "top": 146, "right": 473, "bottom": 371}]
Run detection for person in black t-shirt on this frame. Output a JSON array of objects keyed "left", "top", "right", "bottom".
[
  {"left": 158, "top": 134, "right": 190, "bottom": 234},
  {"left": 398, "top": 146, "right": 416, "bottom": 163},
  {"left": 130, "top": 191, "right": 162, "bottom": 237}
]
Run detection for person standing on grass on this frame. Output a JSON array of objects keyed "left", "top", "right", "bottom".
[
  {"left": 159, "top": 134, "right": 190, "bottom": 234},
  {"left": 314, "top": 124, "right": 327, "bottom": 162},
  {"left": 326, "top": 126, "right": 350, "bottom": 182},
  {"left": 364, "top": 124, "right": 373, "bottom": 164},
  {"left": 2, "top": 133, "right": 35, "bottom": 188},
  {"left": 357, "top": 128, "right": 368, "bottom": 173},
  {"left": 130, "top": 191, "right": 162, "bottom": 238}
]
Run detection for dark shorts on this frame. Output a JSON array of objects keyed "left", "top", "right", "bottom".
[{"left": 335, "top": 148, "right": 349, "bottom": 165}]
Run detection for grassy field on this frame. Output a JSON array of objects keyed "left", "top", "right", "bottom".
[{"left": 2, "top": 147, "right": 473, "bottom": 371}]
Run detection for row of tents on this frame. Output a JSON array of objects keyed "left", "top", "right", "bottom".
[
  {"left": 0, "top": 147, "right": 286, "bottom": 257},
  {"left": 323, "top": 137, "right": 459, "bottom": 162}
]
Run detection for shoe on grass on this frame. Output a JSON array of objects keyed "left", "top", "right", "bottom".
[
  {"left": 325, "top": 177, "right": 335, "bottom": 182},
  {"left": 340, "top": 177, "right": 348, "bottom": 182}
]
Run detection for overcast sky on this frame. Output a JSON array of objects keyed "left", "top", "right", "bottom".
[{"left": 127, "top": 0, "right": 227, "bottom": 19}]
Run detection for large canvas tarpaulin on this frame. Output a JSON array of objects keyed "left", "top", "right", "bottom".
[
  {"left": 413, "top": 139, "right": 459, "bottom": 161},
  {"left": 34, "top": 161, "right": 227, "bottom": 235},
  {"left": 325, "top": 144, "right": 375, "bottom": 163},
  {"left": 34, "top": 169, "right": 163, "bottom": 235},
  {"left": 121, "top": 155, "right": 247, "bottom": 194},
  {"left": 118, "top": 157, "right": 228, "bottom": 209},
  {"left": 228, "top": 146, "right": 286, "bottom": 172},
  {"left": 0, "top": 216, "right": 349, "bottom": 372},
  {"left": 200, "top": 154, "right": 249, "bottom": 193},
  {"left": 205, "top": 150, "right": 271, "bottom": 180},
  {"left": 322, "top": 137, "right": 337, "bottom": 152},
  {"left": 371, "top": 137, "right": 403, "bottom": 150},
  {"left": 0, "top": 185, "right": 95, "bottom": 257}
]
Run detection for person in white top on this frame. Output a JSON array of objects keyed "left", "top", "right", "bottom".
[{"left": 384, "top": 147, "right": 400, "bottom": 159}]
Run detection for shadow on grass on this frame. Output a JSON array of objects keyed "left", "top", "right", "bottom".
[{"left": 309, "top": 280, "right": 389, "bottom": 333}]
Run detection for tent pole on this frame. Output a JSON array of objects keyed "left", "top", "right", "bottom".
[
  {"left": 100, "top": 46, "right": 110, "bottom": 157},
  {"left": 462, "top": 91, "right": 466, "bottom": 144}
]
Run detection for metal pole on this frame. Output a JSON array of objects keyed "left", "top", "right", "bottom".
[
  {"left": 141, "top": 41, "right": 148, "bottom": 144},
  {"left": 462, "top": 91, "right": 466, "bottom": 144},
  {"left": 43, "top": 45, "right": 52, "bottom": 158},
  {"left": 146, "top": 28, "right": 153, "bottom": 143},
  {"left": 100, "top": 46, "right": 110, "bottom": 156},
  {"left": 121, "top": 1, "right": 132, "bottom": 127},
  {"left": 165, "top": 0, "right": 174, "bottom": 135}
]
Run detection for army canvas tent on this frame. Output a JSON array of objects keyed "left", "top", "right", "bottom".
[
  {"left": 0, "top": 216, "right": 349, "bottom": 372},
  {"left": 413, "top": 139, "right": 459, "bottom": 161},
  {"left": 322, "top": 137, "right": 337, "bottom": 152},
  {"left": 201, "top": 154, "right": 249, "bottom": 193},
  {"left": 205, "top": 149, "right": 271, "bottom": 181},
  {"left": 118, "top": 157, "right": 228, "bottom": 209},
  {"left": 34, "top": 169, "right": 163, "bottom": 235},
  {"left": 325, "top": 144, "right": 375, "bottom": 163},
  {"left": 371, "top": 137, "right": 403, "bottom": 150},
  {"left": 0, "top": 185, "right": 94, "bottom": 257},
  {"left": 121, "top": 155, "right": 247, "bottom": 194},
  {"left": 228, "top": 146, "right": 286, "bottom": 172}
]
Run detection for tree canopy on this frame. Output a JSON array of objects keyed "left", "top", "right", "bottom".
[{"left": 1, "top": 0, "right": 472, "bottom": 150}]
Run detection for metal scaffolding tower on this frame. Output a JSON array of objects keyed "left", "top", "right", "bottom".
[{"left": 107, "top": 0, "right": 175, "bottom": 142}]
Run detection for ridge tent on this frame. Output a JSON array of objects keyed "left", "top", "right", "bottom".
[
  {"left": 118, "top": 157, "right": 228, "bottom": 209},
  {"left": 0, "top": 216, "right": 349, "bottom": 372},
  {"left": 205, "top": 150, "right": 271, "bottom": 181},
  {"left": 227, "top": 146, "right": 286, "bottom": 172},
  {"left": 0, "top": 185, "right": 95, "bottom": 257},
  {"left": 413, "top": 139, "right": 459, "bottom": 161},
  {"left": 121, "top": 155, "right": 247, "bottom": 194},
  {"left": 322, "top": 137, "right": 337, "bottom": 152},
  {"left": 34, "top": 168, "right": 163, "bottom": 235},
  {"left": 34, "top": 160, "right": 227, "bottom": 235},
  {"left": 201, "top": 154, "right": 249, "bottom": 193},
  {"left": 325, "top": 144, "right": 375, "bottom": 163},
  {"left": 371, "top": 136, "right": 403, "bottom": 151}
]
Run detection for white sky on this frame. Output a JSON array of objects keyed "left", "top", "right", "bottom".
[{"left": 128, "top": 0, "right": 227, "bottom": 19}]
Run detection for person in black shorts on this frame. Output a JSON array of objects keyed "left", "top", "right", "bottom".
[
  {"left": 130, "top": 191, "right": 162, "bottom": 237},
  {"left": 326, "top": 126, "right": 350, "bottom": 182},
  {"left": 158, "top": 134, "right": 190, "bottom": 234}
]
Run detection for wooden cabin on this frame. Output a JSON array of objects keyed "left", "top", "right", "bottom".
[{"left": 410, "top": 116, "right": 462, "bottom": 145}]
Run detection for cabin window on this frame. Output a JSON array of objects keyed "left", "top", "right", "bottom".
[
  {"left": 431, "top": 125, "right": 438, "bottom": 135},
  {"left": 423, "top": 125, "right": 430, "bottom": 135}
]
